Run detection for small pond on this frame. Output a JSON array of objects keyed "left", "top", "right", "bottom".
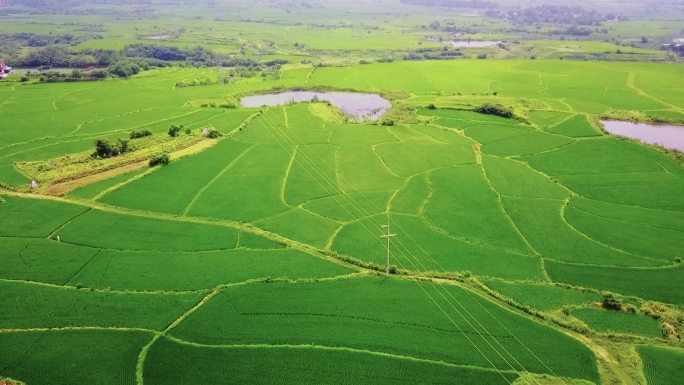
[
  {"left": 449, "top": 40, "right": 501, "bottom": 48},
  {"left": 240, "top": 91, "right": 392, "bottom": 121},
  {"left": 600, "top": 120, "right": 684, "bottom": 152}
]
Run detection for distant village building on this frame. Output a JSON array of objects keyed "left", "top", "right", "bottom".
[
  {"left": 0, "top": 60, "right": 13, "bottom": 79},
  {"left": 662, "top": 38, "right": 684, "bottom": 56}
]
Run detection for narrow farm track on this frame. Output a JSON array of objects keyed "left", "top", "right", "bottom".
[
  {"left": 625, "top": 71, "right": 683, "bottom": 114},
  {"left": 163, "top": 334, "right": 521, "bottom": 375}
]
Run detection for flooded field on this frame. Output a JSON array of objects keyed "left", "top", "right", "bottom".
[
  {"left": 240, "top": 91, "right": 391, "bottom": 121},
  {"left": 601, "top": 120, "right": 684, "bottom": 152}
]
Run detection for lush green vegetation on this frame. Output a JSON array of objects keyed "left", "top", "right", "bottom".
[
  {"left": 570, "top": 308, "right": 663, "bottom": 339},
  {"left": 1, "top": 0, "right": 683, "bottom": 384},
  {"left": 637, "top": 345, "right": 684, "bottom": 385}
]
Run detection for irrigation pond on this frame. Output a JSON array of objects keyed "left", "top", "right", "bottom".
[
  {"left": 240, "top": 91, "right": 391, "bottom": 121},
  {"left": 601, "top": 120, "right": 684, "bottom": 152}
]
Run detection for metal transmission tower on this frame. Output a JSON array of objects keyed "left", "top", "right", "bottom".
[{"left": 380, "top": 212, "right": 396, "bottom": 276}]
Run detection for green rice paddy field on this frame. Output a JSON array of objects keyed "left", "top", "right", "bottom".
[{"left": 1, "top": 59, "right": 683, "bottom": 384}]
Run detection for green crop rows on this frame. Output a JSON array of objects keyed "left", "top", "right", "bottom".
[{"left": 1, "top": 37, "right": 683, "bottom": 385}]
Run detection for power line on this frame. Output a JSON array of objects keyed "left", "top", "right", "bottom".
[
  {"left": 228, "top": 82, "right": 549, "bottom": 384},
  {"left": 380, "top": 212, "right": 396, "bottom": 276}
]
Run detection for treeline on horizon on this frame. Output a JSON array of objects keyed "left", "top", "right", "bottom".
[{"left": 0, "top": 35, "right": 288, "bottom": 78}]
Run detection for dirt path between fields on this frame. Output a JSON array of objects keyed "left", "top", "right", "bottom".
[
  {"left": 44, "top": 139, "right": 218, "bottom": 196},
  {"left": 45, "top": 160, "right": 148, "bottom": 196}
]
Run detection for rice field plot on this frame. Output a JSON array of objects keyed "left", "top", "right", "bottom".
[
  {"left": 482, "top": 155, "right": 570, "bottom": 200},
  {"left": 518, "top": 137, "right": 684, "bottom": 210},
  {"left": 565, "top": 198, "right": 683, "bottom": 262},
  {"left": 55, "top": 209, "right": 240, "bottom": 252},
  {"left": 254, "top": 207, "right": 342, "bottom": 249},
  {"left": 637, "top": 345, "right": 684, "bottom": 385},
  {"left": 185, "top": 143, "right": 293, "bottom": 222},
  {"left": 69, "top": 167, "right": 149, "bottom": 200},
  {"left": 521, "top": 138, "right": 668, "bottom": 176},
  {"left": 545, "top": 261, "right": 684, "bottom": 305},
  {"left": 302, "top": 190, "right": 392, "bottom": 223},
  {"left": 501, "top": 196, "right": 665, "bottom": 267},
  {"left": 569, "top": 308, "right": 663, "bottom": 339},
  {"left": 283, "top": 144, "right": 340, "bottom": 205},
  {"left": 483, "top": 280, "right": 601, "bottom": 312},
  {"left": 0, "top": 280, "right": 201, "bottom": 330},
  {"left": 66, "top": 248, "right": 353, "bottom": 292},
  {"left": 557, "top": 172, "right": 684, "bottom": 212},
  {"left": 332, "top": 214, "right": 545, "bottom": 280},
  {"left": 462, "top": 123, "right": 536, "bottom": 144},
  {"left": 545, "top": 114, "right": 601, "bottom": 138},
  {"left": 169, "top": 277, "right": 599, "bottom": 382},
  {"left": 374, "top": 140, "right": 475, "bottom": 177},
  {"left": 0, "top": 238, "right": 98, "bottom": 284},
  {"left": 100, "top": 139, "right": 255, "bottom": 214},
  {"left": 0, "top": 330, "right": 151, "bottom": 385},
  {"left": 424, "top": 165, "right": 533, "bottom": 254},
  {"left": 0, "top": 195, "right": 88, "bottom": 238},
  {"left": 480, "top": 130, "right": 574, "bottom": 157},
  {"left": 527, "top": 110, "right": 575, "bottom": 128},
  {"left": 389, "top": 174, "right": 430, "bottom": 216},
  {"left": 145, "top": 336, "right": 518, "bottom": 385}
]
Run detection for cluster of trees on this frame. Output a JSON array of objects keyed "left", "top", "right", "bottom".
[
  {"left": 168, "top": 124, "right": 184, "bottom": 137},
  {"left": 1, "top": 32, "right": 82, "bottom": 48},
  {"left": 490, "top": 6, "right": 617, "bottom": 26},
  {"left": 4, "top": 37, "right": 288, "bottom": 80},
  {"left": 0, "top": 33, "right": 97, "bottom": 67},
  {"left": 108, "top": 57, "right": 171, "bottom": 77},
  {"left": 122, "top": 44, "right": 186, "bottom": 61},
  {"left": 35, "top": 69, "right": 107, "bottom": 83},
  {"left": 474, "top": 103, "right": 514, "bottom": 118},
  {"left": 149, "top": 153, "right": 170, "bottom": 167},
  {"left": 21, "top": 46, "right": 95, "bottom": 67},
  {"left": 130, "top": 129, "right": 153, "bottom": 139},
  {"left": 92, "top": 139, "right": 130, "bottom": 159}
]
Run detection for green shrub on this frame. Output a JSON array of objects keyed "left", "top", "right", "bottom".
[
  {"left": 602, "top": 292, "right": 623, "bottom": 311},
  {"left": 168, "top": 124, "right": 183, "bottom": 137},
  {"left": 130, "top": 129, "right": 153, "bottom": 139},
  {"left": 149, "top": 153, "right": 170, "bottom": 167},
  {"left": 474, "top": 103, "right": 515, "bottom": 119},
  {"left": 92, "top": 138, "right": 129, "bottom": 158},
  {"left": 206, "top": 129, "right": 223, "bottom": 139}
]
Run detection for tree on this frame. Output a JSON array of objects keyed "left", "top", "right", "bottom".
[
  {"left": 93, "top": 139, "right": 113, "bottom": 158},
  {"left": 602, "top": 292, "right": 622, "bottom": 311},
  {"left": 206, "top": 129, "right": 223, "bottom": 138},
  {"left": 474, "top": 103, "right": 514, "bottom": 118},
  {"left": 92, "top": 138, "right": 130, "bottom": 158},
  {"left": 130, "top": 129, "right": 153, "bottom": 139},
  {"left": 168, "top": 124, "right": 183, "bottom": 137},
  {"left": 149, "top": 153, "right": 170, "bottom": 167}
]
